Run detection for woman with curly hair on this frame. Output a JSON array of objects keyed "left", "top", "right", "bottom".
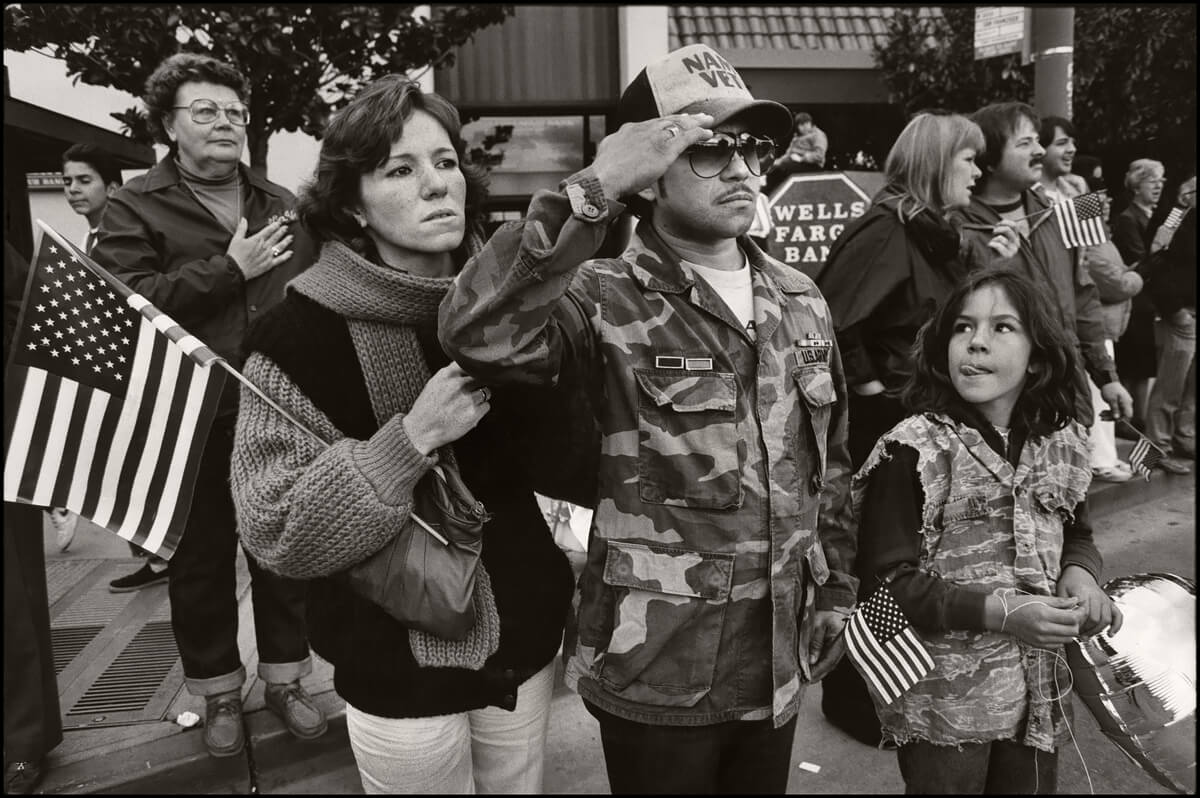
[
  {"left": 230, "top": 75, "right": 577, "bottom": 793},
  {"left": 90, "top": 52, "right": 322, "bottom": 759}
]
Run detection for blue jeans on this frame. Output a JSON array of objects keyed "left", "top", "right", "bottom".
[
  {"left": 1146, "top": 309, "right": 1196, "bottom": 456},
  {"left": 586, "top": 701, "right": 798, "bottom": 794},
  {"left": 897, "top": 738, "right": 1058, "bottom": 794},
  {"left": 169, "top": 416, "right": 312, "bottom": 693}
]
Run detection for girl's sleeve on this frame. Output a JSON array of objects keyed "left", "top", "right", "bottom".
[
  {"left": 856, "top": 442, "right": 989, "bottom": 633},
  {"left": 1060, "top": 498, "right": 1103, "bottom": 582}
]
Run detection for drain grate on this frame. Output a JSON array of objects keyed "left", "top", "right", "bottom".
[
  {"left": 67, "top": 621, "right": 180, "bottom": 718},
  {"left": 51, "top": 625, "right": 105, "bottom": 675}
]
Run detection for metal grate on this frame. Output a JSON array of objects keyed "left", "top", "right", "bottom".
[
  {"left": 51, "top": 625, "right": 105, "bottom": 675},
  {"left": 67, "top": 621, "right": 180, "bottom": 717}
]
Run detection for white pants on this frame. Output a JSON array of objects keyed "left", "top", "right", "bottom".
[
  {"left": 346, "top": 661, "right": 556, "bottom": 794},
  {"left": 1088, "top": 340, "right": 1120, "bottom": 469}
]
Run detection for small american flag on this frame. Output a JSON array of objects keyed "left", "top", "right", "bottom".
[
  {"left": 845, "top": 584, "right": 934, "bottom": 705},
  {"left": 3, "top": 223, "right": 226, "bottom": 560},
  {"left": 1053, "top": 191, "right": 1108, "bottom": 249},
  {"left": 1162, "top": 206, "right": 1187, "bottom": 230},
  {"left": 1127, "top": 430, "right": 1166, "bottom": 480}
]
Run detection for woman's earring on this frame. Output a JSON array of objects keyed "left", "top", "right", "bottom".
[{"left": 353, "top": 213, "right": 367, "bottom": 228}]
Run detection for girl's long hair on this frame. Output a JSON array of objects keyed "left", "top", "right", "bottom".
[{"left": 901, "top": 268, "right": 1079, "bottom": 437}]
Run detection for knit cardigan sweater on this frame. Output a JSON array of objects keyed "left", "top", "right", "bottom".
[{"left": 232, "top": 241, "right": 575, "bottom": 718}]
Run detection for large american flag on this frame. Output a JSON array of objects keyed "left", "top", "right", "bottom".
[
  {"left": 1053, "top": 191, "right": 1108, "bottom": 249},
  {"left": 3, "top": 224, "right": 226, "bottom": 559},
  {"left": 844, "top": 584, "right": 935, "bottom": 705}
]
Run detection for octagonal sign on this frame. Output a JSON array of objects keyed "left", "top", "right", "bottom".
[{"left": 763, "top": 173, "right": 874, "bottom": 277}]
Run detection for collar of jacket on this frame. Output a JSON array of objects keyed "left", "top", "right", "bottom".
[
  {"left": 140, "top": 155, "right": 289, "bottom": 199},
  {"left": 624, "top": 217, "right": 816, "bottom": 297},
  {"left": 962, "top": 189, "right": 1054, "bottom": 233}
]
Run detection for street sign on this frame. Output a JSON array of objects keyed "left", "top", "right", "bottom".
[
  {"left": 974, "top": 7, "right": 1027, "bottom": 60},
  {"left": 763, "top": 173, "right": 874, "bottom": 277}
]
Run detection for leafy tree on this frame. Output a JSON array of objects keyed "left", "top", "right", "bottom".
[
  {"left": 873, "top": 6, "right": 1196, "bottom": 187},
  {"left": 4, "top": 4, "right": 514, "bottom": 176},
  {"left": 872, "top": 7, "right": 1032, "bottom": 119}
]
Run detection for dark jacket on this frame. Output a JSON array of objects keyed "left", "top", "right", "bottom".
[
  {"left": 241, "top": 293, "right": 575, "bottom": 718},
  {"left": 1145, "top": 208, "right": 1196, "bottom": 317},
  {"left": 1113, "top": 203, "right": 1157, "bottom": 317},
  {"left": 91, "top": 157, "right": 316, "bottom": 414},
  {"left": 817, "top": 196, "right": 966, "bottom": 394}
]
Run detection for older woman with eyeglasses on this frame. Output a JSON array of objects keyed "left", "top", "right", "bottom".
[{"left": 91, "top": 53, "right": 322, "bottom": 759}]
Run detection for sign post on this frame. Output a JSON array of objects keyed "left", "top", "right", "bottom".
[{"left": 763, "top": 173, "right": 877, "bottom": 277}]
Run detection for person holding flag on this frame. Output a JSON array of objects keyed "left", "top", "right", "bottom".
[
  {"left": 954, "top": 102, "right": 1134, "bottom": 431},
  {"left": 847, "top": 268, "right": 1122, "bottom": 793},
  {"left": 89, "top": 53, "right": 323, "bottom": 758}
]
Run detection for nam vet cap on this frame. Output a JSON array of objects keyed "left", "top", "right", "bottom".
[{"left": 617, "top": 44, "right": 794, "bottom": 146}]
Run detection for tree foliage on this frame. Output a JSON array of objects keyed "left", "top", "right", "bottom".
[
  {"left": 4, "top": 4, "right": 514, "bottom": 175},
  {"left": 873, "top": 6, "right": 1196, "bottom": 181},
  {"left": 872, "top": 7, "right": 1032, "bottom": 118}
]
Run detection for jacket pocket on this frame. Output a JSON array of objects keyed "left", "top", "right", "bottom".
[
  {"left": 634, "top": 369, "right": 742, "bottom": 509},
  {"left": 935, "top": 492, "right": 1002, "bottom": 578},
  {"left": 597, "top": 541, "right": 734, "bottom": 707},
  {"left": 793, "top": 366, "right": 835, "bottom": 486}
]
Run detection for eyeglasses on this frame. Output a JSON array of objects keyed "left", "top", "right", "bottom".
[
  {"left": 172, "top": 99, "right": 250, "bottom": 126},
  {"left": 686, "top": 133, "right": 776, "bottom": 179}
]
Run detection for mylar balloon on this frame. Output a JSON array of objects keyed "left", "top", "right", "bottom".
[{"left": 1067, "top": 573, "right": 1195, "bottom": 794}]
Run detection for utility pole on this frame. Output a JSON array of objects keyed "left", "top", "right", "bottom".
[{"left": 1030, "top": 7, "right": 1074, "bottom": 118}]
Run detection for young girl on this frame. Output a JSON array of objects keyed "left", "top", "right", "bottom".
[{"left": 850, "top": 269, "right": 1123, "bottom": 793}]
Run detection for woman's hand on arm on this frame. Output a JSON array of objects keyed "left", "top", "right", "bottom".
[{"left": 402, "top": 363, "right": 492, "bottom": 455}]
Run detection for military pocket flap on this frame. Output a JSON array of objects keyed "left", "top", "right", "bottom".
[
  {"left": 634, "top": 369, "right": 736, "bottom": 413},
  {"left": 793, "top": 367, "right": 835, "bottom": 407},
  {"left": 943, "top": 493, "right": 991, "bottom": 522},
  {"left": 1034, "top": 488, "right": 1075, "bottom": 521},
  {"left": 602, "top": 541, "right": 734, "bottom": 600}
]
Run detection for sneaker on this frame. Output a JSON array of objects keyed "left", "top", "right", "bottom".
[
  {"left": 4, "top": 759, "right": 45, "bottom": 795},
  {"left": 264, "top": 681, "right": 328, "bottom": 740},
  {"left": 49, "top": 507, "right": 78, "bottom": 552},
  {"left": 1157, "top": 457, "right": 1192, "bottom": 475},
  {"left": 204, "top": 691, "right": 246, "bottom": 757},
  {"left": 1092, "top": 465, "right": 1132, "bottom": 483},
  {"left": 108, "top": 561, "right": 169, "bottom": 593}
]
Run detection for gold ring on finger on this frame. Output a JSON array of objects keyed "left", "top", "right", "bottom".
[
  {"left": 271, "top": 246, "right": 281, "bottom": 258},
  {"left": 665, "top": 124, "right": 680, "bottom": 139}
]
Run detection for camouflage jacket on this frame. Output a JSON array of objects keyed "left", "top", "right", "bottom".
[
  {"left": 440, "top": 168, "right": 857, "bottom": 727},
  {"left": 851, "top": 413, "right": 1092, "bottom": 751}
]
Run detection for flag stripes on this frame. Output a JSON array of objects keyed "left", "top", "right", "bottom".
[
  {"left": 844, "top": 585, "right": 935, "bottom": 705},
  {"left": 1053, "top": 192, "right": 1108, "bottom": 249},
  {"left": 3, "top": 224, "right": 227, "bottom": 559},
  {"left": 1128, "top": 433, "right": 1165, "bottom": 481}
]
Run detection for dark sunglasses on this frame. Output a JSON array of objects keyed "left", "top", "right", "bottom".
[
  {"left": 172, "top": 99, "right": 250, "bottom": 126},
  {"left": 686, "top": 132, "right": 776, "bottom": 179}
]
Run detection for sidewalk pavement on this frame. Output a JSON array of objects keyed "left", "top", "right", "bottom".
[{"left": 32, "top": 440, "right": 1190, "bottom": 794}]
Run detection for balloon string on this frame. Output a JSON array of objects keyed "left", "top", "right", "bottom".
[{"left": 995, "top": 588, "right": 1095, "bottom": 794}]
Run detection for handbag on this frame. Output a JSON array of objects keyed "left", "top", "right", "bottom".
[{"left": 344, "top": 460, "right": 491, "bottom": 641}]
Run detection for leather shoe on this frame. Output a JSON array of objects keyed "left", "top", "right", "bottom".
[
  {"left": 204, "top": 690, "right": 246, "bottom": 757},
  {"left": 5, "top": 759, "right": 45, "bottom": 795},
  {"left": 265, "top": 681, "right": 328, "bottom": 739},
  {"left": 1157, "top": 456, "right": 1192, "bottom": 475}
]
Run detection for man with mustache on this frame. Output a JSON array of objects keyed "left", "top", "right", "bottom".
[
  {"left": 441, "top": 45, "right": 857, "bottom": 793},
  {"left": 955, "top": 102, "right": 1134, "bottom": 429}
]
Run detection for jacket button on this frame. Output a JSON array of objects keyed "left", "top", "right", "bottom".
[{"left": 249, "top": 304, "right": 258, "bottom": 312}]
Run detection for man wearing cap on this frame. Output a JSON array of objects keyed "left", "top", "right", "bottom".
[{"left": 441, "top": 45, "right": 856, "bottom": 792}]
